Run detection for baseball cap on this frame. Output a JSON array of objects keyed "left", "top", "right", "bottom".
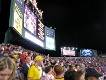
[
  {"left": 85, "top": 68, "right": 103, "bottom": 78},
  {"left": 34, "top": 55, "right": 43, "bottom": 61}
]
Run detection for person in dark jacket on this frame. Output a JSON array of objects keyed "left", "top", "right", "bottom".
[{"left": 21, "top": 56, "right": 32, "bottom": 80}]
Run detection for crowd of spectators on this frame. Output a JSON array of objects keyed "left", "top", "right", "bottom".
[{"left": 0, "top": 43, "right": 106, "bottom": 80}]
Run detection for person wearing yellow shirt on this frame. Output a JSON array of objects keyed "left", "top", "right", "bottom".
[
  {"left": 12, "top": 53, "right": 19, "bottom": 61},
  {"left": 28, "top": 55, "right": 44, "bottom": 80},
  {"left": 54, "top": 65, "right": 64, "bottom": 80}
]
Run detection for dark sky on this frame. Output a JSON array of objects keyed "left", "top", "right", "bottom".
[
  {"left": 0, "top": 0, "right": 106, "bottom": 53},
  {"left": 37, "top": 0, "right": 106, "bottom": 53}
]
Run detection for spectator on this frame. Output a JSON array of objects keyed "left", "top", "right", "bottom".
[
  {"left": 64, "top": 70, "right": 85, "bottom": 80},
  {"left": 76, "top": 70, "right": 85, "bottom": 80},
  {"left": 53, "top": 65, "right": 64, "bottom": 80},
  {"left": 75, "top": 64, "right": 81, "bottom": 71},
  {"left": 0, "top": 57, "right": 16, "bottom": 80},
  {"left": 12, "top": 53, "right": 19, "bottom": 62},
  {"left": 0, "top": 48, "right": 4, "bottom": 57},
  {"left": 68, "top": 65, "right": 76, "bottom": 71},
  {"left": 85, "top": 68, "right": 103, "bottom": 80},
  {"left": 43, "top": 66, "right": 54, "bottom": 80},
  {"left": 20, "top": 52, "right": 26, "bottom": 66},
  {"left": 28, "top": 55, "right": 44, "bottom": 80},
  {"left": 4, "top": 51, "right": 9, "bottom": 57},
  {"left": 21, "top": 56, "right": 32, "bottom": 80}
]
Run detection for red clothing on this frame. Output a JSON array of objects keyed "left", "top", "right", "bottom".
[{"left": 20, "top": 53, "right": 26, "bottom": 63}]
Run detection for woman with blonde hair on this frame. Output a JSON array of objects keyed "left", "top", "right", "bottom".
[{"left": 0, "top": 57, "right": 16, "bottom": 80}]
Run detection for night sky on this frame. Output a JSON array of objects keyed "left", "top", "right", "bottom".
[
  {"left": 37, "top": 0, "right": 106, "bottom": 53},
  {"left": 0, "top": 0, "right": 106, "bottom": 54}
]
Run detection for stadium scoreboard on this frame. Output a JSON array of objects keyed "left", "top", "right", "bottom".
[{"left": 9, "top": 0, "right": 45, "bottom": 48}]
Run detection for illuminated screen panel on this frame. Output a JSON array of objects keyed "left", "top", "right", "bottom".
[
  {"left": 61, "top": 47, "right": 76, "bottom": 56},
  {"left": 24, "top": 4, "right": 37, "bottom": 35},
  {"left": 37, "top": 19, "right": 45, "bottom": 41},
  {"left": 45, "top": 26, "right": 55, "bottom": 50},
  {"left": 22, "top": 3, "right": 45, "bottom": 48},
  {"left": 13, "top": 3, "right": 23, "bottom": 35},
  {"left": 24, "top": 30, "right": 44, "bottom": 47},
  {"left": 9, "top": 0, "right": 24, "bottom": 35},
  {"left": 46, "top": 36, "right": 55, "bottom": 50},
  {"left": 80, "top": 49, "right": 94, "bottom": 57}
]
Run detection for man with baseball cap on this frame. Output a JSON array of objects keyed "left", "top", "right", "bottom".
[
  {"left": 85, "top": 68, "right": 103, "bottom": 80},
  {"left": 28, "top": 55, "right": 44, "bottom": 80}
]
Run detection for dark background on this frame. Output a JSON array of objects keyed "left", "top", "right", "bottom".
[{"left": 0, "top": 0, "right": 106, "bottom": 55}]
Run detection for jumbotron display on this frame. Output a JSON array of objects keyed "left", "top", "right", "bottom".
[
  {"left": 13, "top": 3, "right": 23, "bottom": 35},
  {"left": 24, "top": 4, "right": 37, "bottom": 35},
  {"left": 9, "top": 0, "right": 45, "bottom": 48},
  {"left": 45, "top": 26, "right": 55, "bottom": 50},
  {"left": 9, "top": 0, "right": 24, "bottom": 35},
  {"left": 61, "top": 47, "right": 77, "bottom": 56},
  {"left": 80, "top": 49, "right": 94, "bottom": 57},
  {"left": 23, "top": 3, "right": 45, "bottom": 48}
]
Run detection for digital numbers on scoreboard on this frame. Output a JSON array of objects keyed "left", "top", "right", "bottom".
[{"left": 37, "top": 19, "right": 45, "bottom": 41}]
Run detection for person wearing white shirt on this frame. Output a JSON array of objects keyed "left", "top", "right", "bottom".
[{"left": 43, "top": 66, "right": 54, "bottom": 80}]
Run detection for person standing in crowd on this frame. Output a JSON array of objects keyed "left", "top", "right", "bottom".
[
  {"left": 43, "top": 66, "right": 54, "bottom": 80},
  {"left": 0, "top": 48, "right": 4, "bottom": 57},
  {"left": 68, "top": 65, "right": 76, "bottom": 71},
  {"left": 85, "top": 68, "right": 103, "bottom": 80},
  {"left": 21, "top": 56, "right": 32, "bottom": 80},
  {"left": 4, "top": 51, "right": 10, "bottom": 57},
  {"left": 28, "top": 55, "right": 44, "bottom": 80},
  {"left": 20, "top": 52, "right": 26, "bottom": 66},
  {"left": 12, "top": 53, "right": 19, "bottom": 62},
  {"left": 64, "top": 70, "right": 85, "bottom": 80},
  {"left": 0, "top": 57, "right": 16, "bottom": 80},
  {"left": 53, "top": 65, "right": 64, "bottom": 80},
  {"left": 16, "top": 61, "right": 22, "bottom": 80},
  {"left": 75, "top": 64, "right": 81, "bottom": 71}
]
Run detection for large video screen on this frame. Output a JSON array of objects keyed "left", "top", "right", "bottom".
[
  {"left": 45, "top": 26, "right": 55, "bottom": 50},
  {"left": 80, "top": 49, "right": 94, "bottom": 57},
  {"left": 24, "top": 4, "right": 37, "bottom": 35},
  {"left": 61, "top": 47, "right": 77, "bottom": 56},
  {"left": 23, "top": 4, "right": 44, "bottom": 48},
  {"left": 45, "top": 36, "right": 55, "bottom": 50},
  {"left": 24, "top": 30, "right": 44, "bottom": 47},
  {"left": 13, "top": 3, "right": 23, "bottom": 35},
  {"left": 9, "top": 0, "right": 24, "bottom": 35}
]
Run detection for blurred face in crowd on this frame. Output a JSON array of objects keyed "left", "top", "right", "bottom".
[
  {"left": 4, "top": 52, "right": 9, "bottom": 57},
  {"left": 0, "top": 68, "right": 13, "bottom": 80},
  {"left": 26, "top": 56, "right": 31, "bottom": 63},
  {"left": 72, "top": 66, "right": 76, "bottom": 70},
  {"left": 0, "top": 57, "right": 16, "bottom": 80},
  {"left": 87, "top": 76, "right": 100, "bottom": 80},
  {"left": 69, "top": 65, "right": 76, "bottom": 71},
  {"left": 37, "top": 60, "right": 43, "bottom": 67},
  {"left": 16, "top": 62, "right": 20, "bottom": 67},
  {"left": 76, "top": 65, "right": 80, "bottom": 71}
]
